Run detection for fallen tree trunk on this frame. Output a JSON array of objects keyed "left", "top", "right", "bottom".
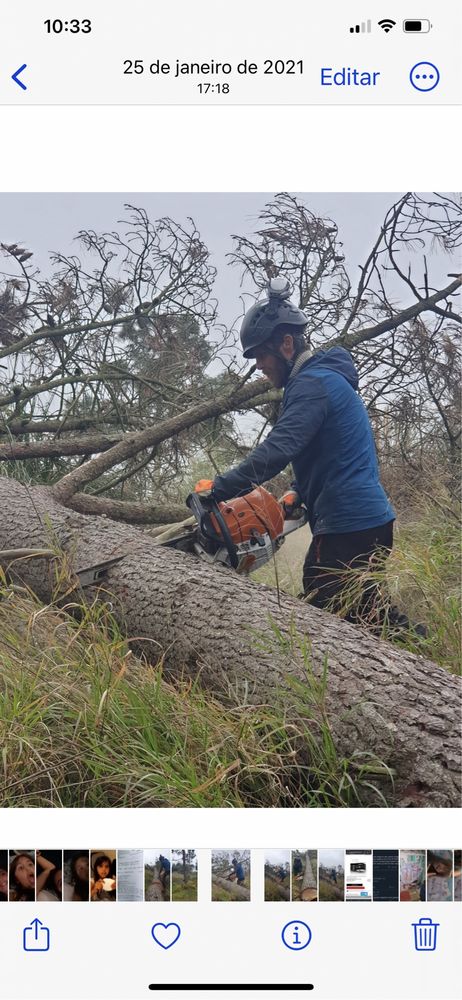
[
  {"left": 0, "top": 476, "right": 460, "bottom": 808},
  {"left": 299, "top": 851, "right": 317, "bottom": 902},
  {"left": 145, "top": 878, "right": 164, "bottom": 902},
  {"left": 212, "top": 877, "right": 250, "bottom": 900}
]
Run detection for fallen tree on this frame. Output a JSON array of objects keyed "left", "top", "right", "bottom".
[
  {"left": 212, "top": 877, "right": 250, "bottom": 901},
  {"left": 145, "top": 878, "right": 164, "bottom": 902},
  {"left": 1, "top": 476, "right": 460, "bottom": 808},
  {"left": 299, "top": 852, "right": 317, "bottom": 902}
]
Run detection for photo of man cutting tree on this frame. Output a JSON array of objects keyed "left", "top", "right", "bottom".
[
  {"left": 0, "top": 192, "right": 460, "bottom": 810},
  {"left": 194, "top": 275, "right": 424, "bottom": 635}
]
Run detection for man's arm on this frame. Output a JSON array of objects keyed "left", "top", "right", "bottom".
[{"left": 212, "top": 375, "right": 328, "bottom": 502}]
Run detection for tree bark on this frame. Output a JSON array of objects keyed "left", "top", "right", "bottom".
[
  {"left": 212, "top": 877, "right": 250, "bottom": 900},
  {"left": 0, "top": 475, "right": 460, "bottom": 808},
  {"left": 145, "top": 878, "right": 164, "bottom": 902},
  {"left": 299, "top": 851, "right": 317, "bottom": 901}
]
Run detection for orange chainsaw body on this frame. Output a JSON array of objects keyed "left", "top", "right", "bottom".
[
  {"left": 210, "top": 487, "right": 285, "bottom": 546},
  {"left": 169, "top": 485, "right": 306, "bottom": 575}
]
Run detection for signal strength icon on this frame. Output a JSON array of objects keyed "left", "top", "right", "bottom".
[
  {"left": 349, "top": 20, "right": 372, "bottom": 33},
  {"left": 378, "top": 18, "right": 397, "bottom": 32}
]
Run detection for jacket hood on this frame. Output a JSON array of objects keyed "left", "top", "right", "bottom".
[{"left": 304, "top": 347, "right": 359, "bottom": 390}]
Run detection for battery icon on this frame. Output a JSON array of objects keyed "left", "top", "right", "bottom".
[{"left": 403, "top": 19, "right": 432, "bottom": 32}]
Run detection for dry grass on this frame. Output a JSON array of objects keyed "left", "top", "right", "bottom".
[
  {"left": 254, "top": 497, "right": 460, "bottom": 673},
  {"left": 0, "top": 578, "right": 393, "bottom": 808}
]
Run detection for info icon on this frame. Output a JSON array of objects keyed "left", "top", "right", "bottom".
[{"left": 281, "top": 920, "right": 312, "bottom": 951}]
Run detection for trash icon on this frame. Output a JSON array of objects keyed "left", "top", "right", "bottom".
[{"left": 412, "top": 917, "right": 439, "bottom": 951}]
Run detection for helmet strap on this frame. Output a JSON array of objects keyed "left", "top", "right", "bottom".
[{"left": 288, "top": 347, "right": 313, "bottom": 381}]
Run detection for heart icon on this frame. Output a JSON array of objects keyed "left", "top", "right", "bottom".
[{"left": 151, "top": 922, "right": 181, "bottom": 950}]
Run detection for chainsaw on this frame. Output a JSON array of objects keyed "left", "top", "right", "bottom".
[
  {"left": 0, "top": 489, "right": 306, "bottom": 592},
  {"left": 160, "top": 486, "right": 307, "bottom": 575}
]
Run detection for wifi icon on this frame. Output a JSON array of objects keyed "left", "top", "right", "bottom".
[{"left": 378, "top": 18, "right": 397, "bottom": 32}]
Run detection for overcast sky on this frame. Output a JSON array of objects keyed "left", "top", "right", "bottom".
[
  {"left": 265, "top": 849, "right": 290, "bottom": 866},
  {"left": 144, "top": 849, "right": 170, "bottom": 865},
  {"left": 319, "top": 849, "right": 344, "bottom": 868},
  {"left": 0, "top": 192, "right": 452, "bottom": 336}
]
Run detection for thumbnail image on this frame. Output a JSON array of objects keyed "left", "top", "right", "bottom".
[
  {"left": 291, "top": 850, "right": 317, "bottom": 902},
  {"left": 0, "top": 851, "right": 7, "bottom": 902},
  {"left": 373, "top": 849, "right": 399, "bottom": 902},
  {"left": 0, "top": 192, "right": 459, "bottom": 814},
  {"left": 318, "top": 850, "right": 344, "bottom": 901},
  {"left": 211, "top": 850, "right": 250, "bottom": 901},
  {"left": 426, "top": 850, "right": 453, "bottom": 902},
  {"left": 454, "top": 851, "right": 461, "bottom": 901},
  {"left": 9, "top": 851, "right": 35, "bottom": 902},
  {"left": 118, "top": 849, "right": 144, "bottom": 902},
  {"left": 345, "top": 849, "right": 372, "bottom": 901},
  {"left": 264, "top": 850, "right": 290, "bottom": 901},
  {"left": 400, "top": 850, "right": 425, "bottom": 901},
  {"left": 172, "top": 849, "right": 198, "bottom": 901},
  {"left": 90, "top": 850, "right": 117, "bottom": 901},
  {"left": 144, "top": 850, "right": 171, "bottom": 902},
  {"left": 36, "top": 850, "right": 62, "bottom": 901},
  {"left": 63, "top": 851, "right": 89, "bottom": 901}
]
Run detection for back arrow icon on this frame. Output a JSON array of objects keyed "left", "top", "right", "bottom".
[{"left": 12, "top": 64, "right": 27, "bottom": 91}]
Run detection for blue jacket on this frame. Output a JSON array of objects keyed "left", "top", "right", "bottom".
[{"left": 212, "top": 348, "right": 395, "bottom": 536}]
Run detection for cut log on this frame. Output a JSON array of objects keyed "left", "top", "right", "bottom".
[
  {"left": 0, "top": 475, "right": 460, "bottom": 808},
  {"left": 212, "top": 877, "right": 250, "bottom": 900}
]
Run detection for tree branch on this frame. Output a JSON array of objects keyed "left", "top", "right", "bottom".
[
  {"left": 0, "top": 432, "right": 123, "bottom": 461},
  {"left": 65, "top": 493, "right": 187, "bottom": 525},
  {"left": 329, "top": 276, "right": 462, "bottom": 350},
  {"left": 3, "top": 415, "right": 142, "bottom": 437},
  {"left": 51, "top": 378, "right": 273, "bottom": 503},
  {"left": 0, "top": 308, "right": 146, "bottom": 363}
]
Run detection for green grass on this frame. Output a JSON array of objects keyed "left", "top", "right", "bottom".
[
  {"left": 384, "top": 506, "right": 461, "bottom": 673},
  {"left": 264, "top": 877, "right": 289, "bottom": 901},
  {"left": 172, "top": 873, "right": 198, "bottom": 901},
  {"left": 255, "top": 497, "right": 461, "bottom": 674},
  {"left": 0, "top": 580, "right": 393, "bottom": 809},
  {"left": 318, "top": 876, "right": 344, "bottom": 902}
]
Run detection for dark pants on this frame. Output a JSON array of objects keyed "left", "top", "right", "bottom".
[{"left": 302, "top": 520, "right": 395, "bottom": 627}]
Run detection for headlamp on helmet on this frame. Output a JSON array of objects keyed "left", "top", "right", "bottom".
[{"left": 240, "top": 279, "right": 308, "bottom": 359}]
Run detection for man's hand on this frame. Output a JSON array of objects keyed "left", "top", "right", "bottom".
[{"left": 279, "top": 488, "right": 302, "bottom": 518}]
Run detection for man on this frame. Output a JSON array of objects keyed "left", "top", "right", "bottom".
[
  {"left": 292, "top": 855, "right": 303, "bottom": 880},
  {"left": 230, "top": 857, "right": 245, "bottom": 886},
  {"left": 204, "top": 277, "right": 410, "bottom": 630},
  {"left": 277, "top": 865, "right": 287, "bottom": 884},
  {"left": 158, "top": 854, "right": 171, "bottom": 894}
]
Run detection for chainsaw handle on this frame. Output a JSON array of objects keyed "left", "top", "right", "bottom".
[
  {"left": 281, "top": 510, "right": 308, "bottom": 536},
  {"left": 186, "top": 490, "right": 218, "bottom": 538},
  {"left": 185, "top": 492, "right": 239, "bottom": 569}
]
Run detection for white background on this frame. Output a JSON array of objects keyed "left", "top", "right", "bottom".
[{"left": 0, "top": 69, "right": 461, "bottom": 1000}]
